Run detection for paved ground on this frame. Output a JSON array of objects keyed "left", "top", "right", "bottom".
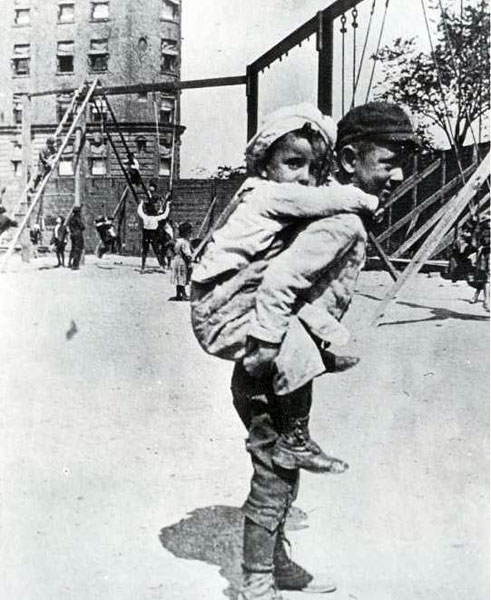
[{"left": 0, "top": 253, "right": 488, "bottom": 600}]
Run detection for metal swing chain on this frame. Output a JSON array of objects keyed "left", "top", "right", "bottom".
[
  {"left": 366, "top": 0, "right": 390, "bottom": 102},
  {"left": 351, "top": 8, "right": 359, "bottom": 105},
  {"left": 340, "top": 13, "right": 348, "bottom": 114},
  {"left": 352, "top": 0, "right": 377, "bottom": 108}
]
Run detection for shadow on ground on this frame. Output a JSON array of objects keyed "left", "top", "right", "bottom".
[
  {"left": 159, "top": 505, "right": 308, "bottom": 599},
  {"left": 359, "top": 293, "right": 489, "bottom": 325},
  {"left": 380, "top": 299, "right": 490, "bottom": 326}
]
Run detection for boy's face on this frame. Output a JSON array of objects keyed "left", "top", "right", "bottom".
[
  {"left": 344, "top": 141, "right": 407, "bottom": 203},
  {"left": 262, "top": 134, "right": 325, "bottom": 186}
]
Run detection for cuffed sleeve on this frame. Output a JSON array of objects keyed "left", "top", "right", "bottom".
[{"left": 260, "top": 179, "right": 378, "bottom": 220}]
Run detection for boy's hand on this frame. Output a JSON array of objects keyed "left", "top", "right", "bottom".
[{"left": 243, "top": 337, "right": 280, "bottom": 378}]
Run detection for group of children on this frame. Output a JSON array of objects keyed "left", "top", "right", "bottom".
[
  {"left": 48, "top": 207, "right": 85, "bottom": 269},
  {"left": 136, "top": 183, "right": 194, "bottom": 300}
]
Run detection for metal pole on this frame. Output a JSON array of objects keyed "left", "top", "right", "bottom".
[
  {"left": 73, "top": 116, "right": 86, "bottom": 208},
  {"left": 246, "top": 65, "right": 259, "bottom": 140},
  {"left": 317, "top": 10, "right": 334, "bottom": 116}
]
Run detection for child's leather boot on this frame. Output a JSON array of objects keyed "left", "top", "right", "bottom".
[{"left": 271, "top": 392, "right": 348, "bottom": 474}]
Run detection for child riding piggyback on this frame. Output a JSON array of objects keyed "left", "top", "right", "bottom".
[{"left": 191, "top": 103, "right": 379, "bottom": 473}]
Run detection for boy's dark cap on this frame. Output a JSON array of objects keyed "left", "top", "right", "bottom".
[{"left": 337, "top": 102, "right": 420, "bottom": 148}]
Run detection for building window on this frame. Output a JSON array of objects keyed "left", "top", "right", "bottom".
[
  {"left": 90, "top": 0, "right": 109, "bottom": 21},
  {"left": 159, "top": 133, "right": 173, "bottom": 157},
  {"left": 12, "top": 44, "right": 30, "bottom": 76},
  {"left": 58, "top": 2, "right": 75, "bottom": 24},
  {"left": 136, "top": 136, "right": 147, "bottom": 153},
  {"left": 13, "top": 94, "right": 25, "bottom": 124},
  {"left": 56, "top": 93, "right": 73, "bottom": 122},
  {"left": 59, "top": 159, "right": 74, "bottom": 176},
  {"left": 14, "top": 8, "right": 31, "bottom": 25},
  {"left": 89, "top": 98, "right": 107, "bottom": 123},
  {"left": 57, "top": 41, "right": 74, "bottom": 73},
  {"left": 161, "top": 39, "right": 178, "bottom": 74},
  {"left": 160, "top": 96, "right": 175, "bottom": 124},
  {"left": 88, "top": 39, "right": 109, "bottom": 73},
  {"left": 159, "top": 157, "right": 171, "bottom": 176},
  {"left": 161, "top": 0, "right": 179, "bottom": 21},
  {"left": 90, "top": 157, "right": 106, "bottom": 175},
  {"left": 12, "top": 160, "right": 22, "bottom": 177},
  {"left": 137, "top": 37, "right": 148, "bottom": 58},
  {"left": 11, "top": 139, "right": 23, "bottom": 176},
  {"left": 14, "top": 1, "right": 31, "bottom": 25},
  {"left": 59, "top": 143, "right": 74, "bottom": 176},
  {"left": 89, "top": 135, "right": 107, "bottom": 175}
]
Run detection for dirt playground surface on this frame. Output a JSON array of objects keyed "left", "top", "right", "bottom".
[{"left": 0, "top": 253, "right": 489, "bottom": 600}]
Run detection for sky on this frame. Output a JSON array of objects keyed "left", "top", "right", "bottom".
[{"left": 178, "top": 0, "right": 447, "bottom": 177}]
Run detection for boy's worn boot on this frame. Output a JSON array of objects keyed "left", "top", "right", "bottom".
[
  {"left": 238, "top": 571, "right": 284, "bottom": 600},
  {"left": 271, "top": 392, "right": 348, "bottom": 474},
  {"left": 273, "top": 532, "right": 337, "bottom": 594},
  {"left": 240, "top": 518, "right": 284, "bottom": 600}
]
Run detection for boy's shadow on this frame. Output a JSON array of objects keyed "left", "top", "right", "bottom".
[{"left": 158, "top": 504, "right": 308, "bottom": 599}]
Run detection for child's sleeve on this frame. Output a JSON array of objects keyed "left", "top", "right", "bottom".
[
  {"left": 157, "top": 202, "right": 171, "bottom": 221},
  {"left": 248, "top": 215, "right": 363, "bottom": 344},
  {"left": 259, "top": 179, "right": 378, "bottom": 220},
  {"left": 181, "top": 240, "right": 193, "bottom": 262}
]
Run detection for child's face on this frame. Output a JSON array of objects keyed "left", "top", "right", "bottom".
[{"left": 262, "top": 134, "right": 325, "bottom": 186}]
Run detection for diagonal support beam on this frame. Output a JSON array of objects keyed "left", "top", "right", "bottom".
[
  {"left": 371, "top": 152, "right": 490, "bottom": 327},
  {"left": 383, "top": 158, "right": 441, "bottom": 212},
  {"left": 376, "top": 161, "right": 477, "bottom": 245}
]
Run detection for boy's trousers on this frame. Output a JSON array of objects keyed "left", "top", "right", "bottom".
[{"left": 231, "top": 362, "right": 306, "bottom": 532}]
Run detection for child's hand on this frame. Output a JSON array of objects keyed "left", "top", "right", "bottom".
[
  {"left": 356, "top": 189, "right": 379, "bottom": 214},
  {"left": 243, "top": 336, "right": 280, "bottom": 378}
]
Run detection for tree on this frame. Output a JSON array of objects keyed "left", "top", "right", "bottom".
[
  {"left": 373, "top": 0, "right": 489, "bottom": 150},
  {"left": 211, "top": 164, "right": 247, "bottom": 180}
]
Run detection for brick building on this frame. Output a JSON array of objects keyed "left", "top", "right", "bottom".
[{"left": 0, "top": 0, "right": 185, "bottom": 251}]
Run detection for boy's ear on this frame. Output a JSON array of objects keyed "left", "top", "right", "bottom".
[
  {"left": 338, "top": 145, "right": 358, "bottom": 175},
  {"left": 258, "top": 163, "right": 269, "bottom": 179}
]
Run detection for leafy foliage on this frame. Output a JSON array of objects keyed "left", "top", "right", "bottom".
[
  {"left": 211, "top": 164, "right": 247, "bottom": 180},
  {"left": 373, "top": 1, "right": 489, "bottom": 149}
]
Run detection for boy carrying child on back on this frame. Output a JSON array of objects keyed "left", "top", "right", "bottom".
[
  {"left": 192, "top": 104, "right": 377, "bottom": 466},
  {"left": 191, "top": 102, "right": 416, "bottom": 598}
]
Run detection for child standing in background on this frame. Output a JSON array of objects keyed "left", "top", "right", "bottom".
[{"left": 171, "top": 222, "right": 193, "bottom": 301}]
